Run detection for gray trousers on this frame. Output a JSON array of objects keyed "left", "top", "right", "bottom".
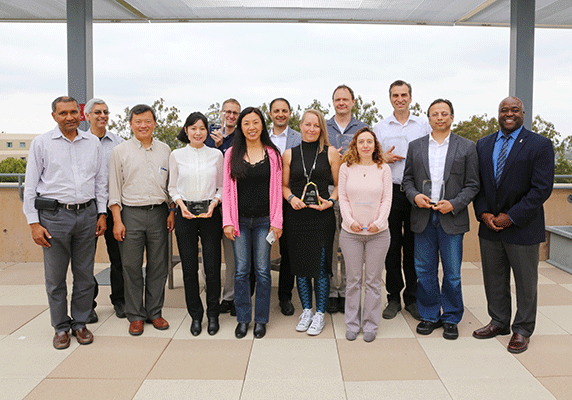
[
  {"left": 330, "top": 202, "right": 346, "bottom": 297},
  {"left": 479, "top": 237, "right": 539, "bottom": 337},
  {"left": 340, "top": 229, "right": 390, "bottom": 335},
  {"left": 40, "top": 203, "right": 97, "bottom": 332},
  {"left": 120, "top": 205, "right": 169, "bottom": 322},
  {"left": 221, "top": 235, "right": 236, "bottom": 301}
]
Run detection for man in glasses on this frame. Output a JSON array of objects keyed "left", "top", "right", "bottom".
[
  {"left": 205, "top": 98, "right": 241, "bottom": 155},
  {"left": 85, "top": 98, "right": 126, "bottom": 321}
]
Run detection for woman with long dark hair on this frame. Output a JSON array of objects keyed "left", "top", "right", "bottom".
[
  {"left": 169, "top": 112, "right": 223, "bottom": 336},
  {"left": 282, "top": 109, "right": 340, "bottom": 336},
  {"left": 222, "top": 107, "right": 283, "bottom": 339}
]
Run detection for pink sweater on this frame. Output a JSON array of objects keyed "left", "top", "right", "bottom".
[
  {"left": 338, "top": 162, "right": 393, "bottom": 235},
  {"left": 222, "top": 146, "right": 283, "bottom": 237}
]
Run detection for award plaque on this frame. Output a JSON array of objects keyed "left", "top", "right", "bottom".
[
  {"left": 187, "top": 200, "right": 210, "bottom": 216},
  {"left": 422, "top": 180, "right": 444, "bottom": 205},
  {"left": 301, "top": 181, "right": 321, "bottom": 206}
]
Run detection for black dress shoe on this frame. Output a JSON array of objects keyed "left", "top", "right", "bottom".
[
  {"left": 230, "top": 302, "right": 237, "bottom": 317},
  {"left": 279, "top": 300, "right": 295, "bottom": 316},
  {"left": 235, "top": 322, "right": 249, "bottom": 339},
  {"left": 207, "top": 317, "right": 219, "bottom": 336},
  {"left": 253, "top": 323, "right": 266, "bottom": 339},
  {"left": 114, "top": 303, "right": 126, "bottom": 319},
  {"left": 443, "top": 323, "right": 459, "bottom": 340},
  {"left": 416, "top": 320, "right": 443, "bottom": 335},
  {"left": 327, "top": 297, "right": 338, "bottom": 314},
  {"left": 87, "top": 309, "right": 98, "bottom": 324},
  {"left": 220, "top": 300, "right": 233, "bottom": 314},
  {"left": 338, "top": 297, "right": 345, "bottom": 313},
  {"left": 190, "top": 320, "right": 202, "bottom": 336}
]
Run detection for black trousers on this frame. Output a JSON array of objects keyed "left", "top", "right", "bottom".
[
  {"left": 93, "top": 208, "right": 125, "bottom": 308},
  {"left": 385, "top": 185, "right": 417, "bottom": 306},
  {"left": 278, "top": 200, "right": 295, "bottom": 302},
  {"left": 175, "top": 206, "right": 222, "bottom": 320}
]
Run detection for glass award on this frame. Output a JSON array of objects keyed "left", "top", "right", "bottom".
[
  {"left": 301, "top": 181, "right": 321, "bottom": 206},
  {"left": 339, "top": 135, "right": 353, "bottom": 155},
  {"left": 188, "top": 200, "right": 210, "bottom": 216},
  {"left": 422, "top": 180, "right": 444, "bottom": 205}
]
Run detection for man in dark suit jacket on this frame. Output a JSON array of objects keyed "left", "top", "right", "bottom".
[
  {"left": 403, "top": 99, "right": 480, "bottom": 340},
  {"left": 472, "top": 96, "right": 554, "bottom": 354}
]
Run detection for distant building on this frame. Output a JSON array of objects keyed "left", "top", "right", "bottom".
[{"left": 0, "top": 133, "right": 39, "bottom": 162}]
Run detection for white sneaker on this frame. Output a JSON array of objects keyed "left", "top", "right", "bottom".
[
  {"left": 296, "top": 309, "right": 314, "bottom": 332},
  {"left": 307, "top": 312, "right": 325, "bottom": 336}
]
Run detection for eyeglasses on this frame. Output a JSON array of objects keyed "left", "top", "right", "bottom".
[
  {"left": 223, "top": 110, "right": 239, "bottom": 116},
  {"left": 93, "top": 110, "right": 110, "bottom": 115}
]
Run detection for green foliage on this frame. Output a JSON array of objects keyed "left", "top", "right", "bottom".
[
  {"left": 532, "top": 115, "right": 572, "bottom": 182},
  {"left": 452, "top": 114, "right": 498, "bottom": 143},
  {"left": 108, "top": 98, "right": 183, "bottom": 150},
  {"left": 410, "top": 102, "right": 423, "bottom": 117},
  {"left": 0, "top": 157, "right": 27, "bottom": 182},
  {"left": 206, "top": 102, "right": 222, "bottom": 126},
  {"left": 352, "top": 95, "right": 382, "bottom": 126}
]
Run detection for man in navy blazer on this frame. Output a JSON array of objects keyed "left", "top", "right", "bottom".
[
  {"left": 403, "top": 99, "right": 480, "bottom": 340},
  {"left": 268, "top": 98, "right": 301, "bottom": 316},
  {"left": 472, "top": 96, "right": 554, "bottom": 354}
]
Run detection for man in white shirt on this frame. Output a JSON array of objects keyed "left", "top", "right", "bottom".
[
  {"left": 373, "top": 80, "right": 430, "bottom": 321},
  {"left": 268, "top": 98, "right": 301, "bottom": 315},
  {"left": 85, "top": 98, "right": 126, "bottom": 321},
  {"left": 23, "top": 96, "right": 107, "bottom": 349},
  {"left": 402, "top": 99, "right": 479, "bottom": 340}
]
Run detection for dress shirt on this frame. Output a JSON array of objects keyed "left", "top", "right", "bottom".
[
  {"left": 373, "top": 113, "right": 430, "bottom": 184},
  {"left": 492, "top": 126, "right": 523, "bottom": 179},
  {"left": 168, "top": 144, "right": 223, "bottom": 202},
  {"left": 270, "top": 127, "right": 288, "bottom": 155},
  {"left": 428, "top": 133, "right": 450, "bottom": 203},
  {"left": 23, "top": 126, "right": 108, "bottom": 224},
  {"left": 96, "top": 129, "right": 125, "bottom": 167},
  {"left": 108, "top": 137, "right": 171, "bottom": 208}
]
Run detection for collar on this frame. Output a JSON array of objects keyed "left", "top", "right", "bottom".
[
  {"left": 51, "top": 126, "right": 87, "bottom": 141},
  {"left": 133, "top": 135, "right": 154, "bottom": 149},
  {"left": 270, "top": 127, "right": 288, "bottom": 138},
  {"left": 429, "top": 132, "right": 451, "bottom": 146},
  {"left": 496, "top": 125, "right": 523, "bottom": 143},
  {"left": 386, "top": 112, "right": 415, "bottom": 126}
]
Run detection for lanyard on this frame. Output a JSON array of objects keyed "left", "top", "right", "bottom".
[{"left": 300, "top": 142, "right": 320, "bottom": 185}]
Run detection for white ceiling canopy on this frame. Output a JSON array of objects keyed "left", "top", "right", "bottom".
[{"left": 1, "top": 0, "right": 571, "bottom": 28}]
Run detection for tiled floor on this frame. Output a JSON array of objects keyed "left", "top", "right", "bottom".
[{"left": 1, "top": 261, "right": 571, "bottom": 400}]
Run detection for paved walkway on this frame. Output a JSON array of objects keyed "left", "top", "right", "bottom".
[{"left": 1, "top": 261, "right": 571, "bottom": 400}]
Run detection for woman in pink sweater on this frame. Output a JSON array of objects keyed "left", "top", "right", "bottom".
[{"left": 338, "top": 127, "right": 392, "bottom": 342}]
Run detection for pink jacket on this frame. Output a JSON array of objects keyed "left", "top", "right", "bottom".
[{"left": 222, "top": 146, "right": 283, "bottom": 236}]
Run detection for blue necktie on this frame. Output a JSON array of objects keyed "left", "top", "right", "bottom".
[{"left": 496, "top": 135, "right": 510, "bottom": 186}]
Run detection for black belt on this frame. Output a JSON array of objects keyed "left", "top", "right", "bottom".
[
  {"left": 393, "top": 183, "right": 405, "bottom": 192},
  {"left": 58, "top": 199, "right": 93, "bottom": 210},
  {"left": 126, "top": 203, "right": 165, "bottom": 210}
]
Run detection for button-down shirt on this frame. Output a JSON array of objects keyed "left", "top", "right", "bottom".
[
  {"left": 269, "top": 127, "right": 288, "bottom": 155},
  {"left": 97, "top": 129, "right": 125, "bottom": 167},
  {"left": 428, "top": 133, "right": 451, "bottom": 203},
  {"left": 108, "top": 137, "right": 171, "bottom": 208},
  {"left": 168, "top": 144, "right": 223, "bottom": 202},
  {"left": 374, "top": 113, "right": 430, "bottom": 184},
  {"left": 326, "top": 116, "right": 368, "bottom": 154},
  {"left": 23, "top": 126, "right": 108, "bottom": 224},
  {"left": 492, "top": 126, "right": 523, "bottom": 179}
]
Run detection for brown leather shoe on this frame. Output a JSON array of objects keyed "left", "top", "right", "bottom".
[
  {"left": 150, "top": 316, "right": 169, "bottom": 330},
  {"left": 472, "top": 323, "right": 511, "bottom": 339},
  {"left": 129, "top": 320, "right": 144, "bottom": 336},
  {"left": 72, "top": 327, "right": 94, "bottom": 345},
  {"left": 507, "top": 333, "right": 530, "bottom": 354},
  {"left": 53, "top": 331, "right": 70, "bottom": 350}
]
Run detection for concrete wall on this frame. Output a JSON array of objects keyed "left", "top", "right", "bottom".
[{"left": 2, "top": 186, "right": 571, "bottom": 263}]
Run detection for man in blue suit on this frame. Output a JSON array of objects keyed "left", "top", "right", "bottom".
[
  {"left": 268, "top": 97, "right": 301, "bottom": 315},
  {"left": 472, "top": 96, "right": 554, "bottom": 353}
]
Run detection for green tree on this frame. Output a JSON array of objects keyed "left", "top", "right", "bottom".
[
  {"left": 109, "top": 98, "right": 183, "bottom": 150},
  {"left": 532, "top": 115, "right": 572, "bottom": 182},
  {"left": 0, "top": 157, "right": 27, "bottom": 182},
  {"left": 452, "top": 114, "right": 498, "bottom": 143},
  {"left": 206, "top": 102, "right": 222, "bottom": 126},
  {"left": 410, "top": 102, "right": 423, "bottom": 117},
  {"left": 352, "top": 95, "right": 382, "bottom": 126}
]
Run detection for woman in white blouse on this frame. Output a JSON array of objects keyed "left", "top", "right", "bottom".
[{"left": 169, "top": 112, "right": 224, "bottom": 336}]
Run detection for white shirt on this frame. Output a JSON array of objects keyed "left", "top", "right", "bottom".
[
  {"left": 428, "top": 133, "right": 450, "bottom": 203},
  {"left": 168, "top": 144, "right": 223, "bottom": 203},
  {"left": 23, "top": 126, "right": 108, "bottom": 224},
  {"left": 373, "top": 113, "right": 430, "bottom": 184},
  {"left": 97, "top": 129, "right": 124, "bottom": 168},
  {"left": 269, "top": 127, "right": 288, "bottom": 155}
]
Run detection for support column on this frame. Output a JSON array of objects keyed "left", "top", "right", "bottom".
[
  {"left": 67, "top": 0, "right": 93, "bottom": 131},
  {"left": 509, "top": 0, "right": 535, "bottom": 129}
]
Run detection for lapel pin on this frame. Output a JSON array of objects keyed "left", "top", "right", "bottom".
[{"left": 519, "top": 139, "right": 523, "bottom": 143}]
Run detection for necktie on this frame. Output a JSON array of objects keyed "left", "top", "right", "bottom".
[{"left": 496, "top": 135, "right": 510, "bottom": 186}]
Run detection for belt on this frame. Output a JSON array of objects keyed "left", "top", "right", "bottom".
[
  {"left": 393, "top": 183, "right": 405, "bottom": 192},
  {"left": 58, "top": 199, "right": 93, "bottom": 210},
  {"left": 126, "top": 203, "right": 165, "bottom": 210}
]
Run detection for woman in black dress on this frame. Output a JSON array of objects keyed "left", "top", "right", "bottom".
[{"left": 282, "top": 109, "right": 340, "bottom": 336}]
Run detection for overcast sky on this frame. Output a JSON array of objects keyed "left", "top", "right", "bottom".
[{"left": 1, "top": 22, "right": 571, "bottom": 139}]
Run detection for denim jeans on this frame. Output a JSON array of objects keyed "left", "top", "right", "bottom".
[
  {"left": 233, "top": 216, "right": 272, "bottom": 324},
  {"left": 414, "top": 211, "right": 464, "bottom": 324}
]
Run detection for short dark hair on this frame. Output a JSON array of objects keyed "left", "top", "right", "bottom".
[
  {"left": 52, "top": 96, "right": 79, "bottom": 112},
  {"left": 389, "top": 80, "right": 412, "bottom": 96},
  {"left": 428, "top": 99, "right": 454, "bottom": 116},
  {"left": 128, "top": 104, "right": 156, "bottom": 122},
  {"left": 269, "top": 98, "right": 291, "bottom": 111},
  {"left": 332, "top": 84, "right": 355, "bottom": 101},
  {"left": 177, "top": 112, "right": 209, "bottom": 143}
]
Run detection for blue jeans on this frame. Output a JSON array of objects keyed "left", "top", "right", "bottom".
[
  {"left": 414, "top": 211, "right": 464, "bottom": 324},
  {"left": 233, "top": 216, "right": 272, "bottom": 324}
]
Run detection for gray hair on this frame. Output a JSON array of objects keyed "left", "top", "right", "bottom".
[{"left": 85, "top": 98, "right": 107, "bottom": 115}]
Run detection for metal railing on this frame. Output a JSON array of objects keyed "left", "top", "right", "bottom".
[{"left": 0, "top": 173, "right": 25, "bottom": 201}]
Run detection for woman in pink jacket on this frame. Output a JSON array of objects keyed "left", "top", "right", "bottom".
[
  {"left": 339, "top": 127, "right": 392, "bottom": 342},
  {"left": 222, "top": 107, "right": 282, "bottom": 340}
]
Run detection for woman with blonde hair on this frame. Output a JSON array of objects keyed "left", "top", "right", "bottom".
[
  {"left": 338, "top": 127, "right": 392, "bottom": 342},
  {"left": 282, "top": 109, "right": 340, "bottom": 336}
]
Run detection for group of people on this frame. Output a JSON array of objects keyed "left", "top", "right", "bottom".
[{"left": 24, "top": 80, "right": 555, "bottom": 354}]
